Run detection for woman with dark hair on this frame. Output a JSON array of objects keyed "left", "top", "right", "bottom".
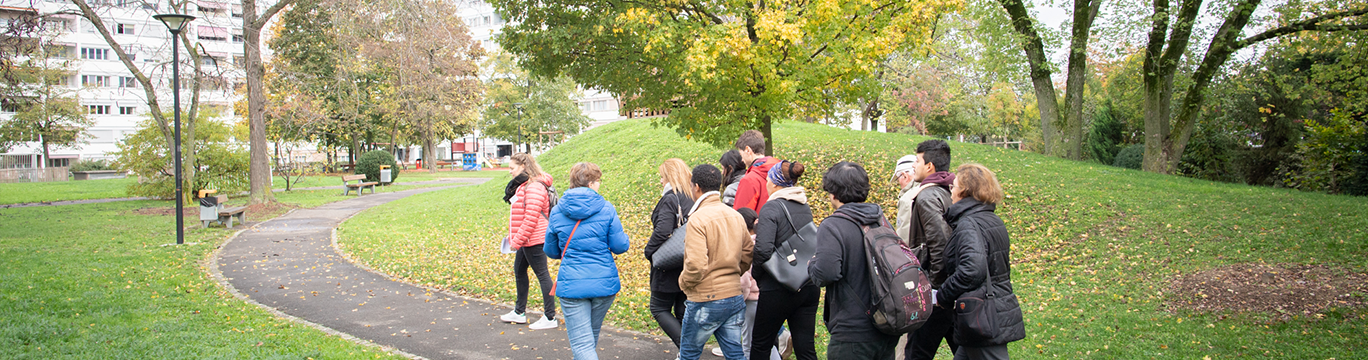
[
  {"left": 545, "top": 162, "right": 632, "bottom": 360},
  {"left": 644, "top": 158, "right": 693, "bottom": 348},
  {"left": 937, "top": 163, "right": 1025, "bottom": 360},
  {"left": 750, "top": 160, "right": 818, "bottom": 360},
  {"left": 720, "top": 149, "right": 748, "bottom": 207},
  {"left": 501, "top": 153, "right": 559, "bottom": 330}
]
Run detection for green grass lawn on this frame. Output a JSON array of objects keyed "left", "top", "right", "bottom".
[
  {"left": 0, "top": 191, "right": 408, "bottom": 359},
  {"left": 338, "top": 119, "right": 1367, "bottom": 358},
  {"left": 0, "top": 177, "right": 135, "bottom": 205}
]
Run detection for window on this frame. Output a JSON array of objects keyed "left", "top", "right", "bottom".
[
  {"left": 483, "top": 16, "right": 491, "bottom": 26},
  {"left": 123, "top": 45, "right": 137, "bottom": 61},
  {"left": 81, "top": 20, "right": 96, "bottom": 34},
  {"left": 1, "top": 102, "right": 20, "bottom": 113},
  {"left": 119, "top": 76, "right": 138, "bottom": 88},
  {"left": 88, "top": 105, "right": 111, "bottom": 115},
  {"left": 81, "top": 75, "right": 111, "bottom": 87},
  {"left": 116, "top": 23, "right": 134, "bottom": 35},
  {"left": 80, "top": 48, "right": 110, "bottom": 60},
  {"left": 197, "top": 26, "right": 227, "bottom": 41},
  {"left": 232, "top": 56, "right": 244, "bottom": 66},
  {"left": 42, "top": 20, "right": 68, "bottom": 32},
  {"left": 232, "top": 6, "right": 243, "bottom": 17},
  {"left": 592, "top": 100, "right": 609, "bottom": 111},
  {"left": 201, "top": 56, "right": 217, "bottom": 66},
  {"left": 119, "top": 106, "right": 136, "bottom": 115}
]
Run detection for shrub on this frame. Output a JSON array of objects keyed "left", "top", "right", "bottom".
[
  {"left": 113, "top": 117, "right": 249, "bottom": 200},
  {"left": 356, "top": 150, "right": 398, "bottom": 184},
  {"left": 71, "top": 159, "right": 115, "bottom": 172},
  {"left": 1086, "top": 103, "right": 1125, "bottom": 165},
  {"left": 1113, "top": 144, "right": 1144, "bottom": 169}
]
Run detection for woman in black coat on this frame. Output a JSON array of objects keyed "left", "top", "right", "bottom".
[
  {"left": 936, "top": 163, "right": 1025, "bottom": 360},
  {"left": 643, "top": 158, "right": 694, "bottom": 347},
  {"left": 750, "top": 160, "right": 819, "bottom": 360}
]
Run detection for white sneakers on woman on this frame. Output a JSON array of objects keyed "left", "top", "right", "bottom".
[
  {"left": 501, "top": 310, "right": 558, "bottom": 329},
  {"left": 529, "top": 316, "right": 559, "bottom": 330},
  {"left": 500, "top": 310, "right": 528, "bottom": 324}
]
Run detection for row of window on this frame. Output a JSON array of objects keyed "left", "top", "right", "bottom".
[
  {"left": 86, "top": 105, "right": 138, "bottom": 115},
  {"left": 80, "top": 75, "right": 139, "bottom": 88},
  {"left": 76, "top": 46, "right": 245, "bottom": 67}
]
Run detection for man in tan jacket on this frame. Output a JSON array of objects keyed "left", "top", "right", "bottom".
[{"left": 677, "top": 164, "right": 753, "bottom": 360}]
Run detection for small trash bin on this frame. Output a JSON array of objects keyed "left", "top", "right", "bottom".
[
  {"left": 379, "top": 165, "right": 391, "bottom": 184},
  {"left": 198, "top": 190, "right": 222, "bottom": 222}
]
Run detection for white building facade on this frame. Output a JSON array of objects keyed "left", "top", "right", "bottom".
[{"left": 0, "top": 0, "right": 244, "bottom": 169}]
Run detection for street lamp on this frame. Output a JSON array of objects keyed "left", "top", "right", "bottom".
[
  {"left": 154, "top": 13, "right": 195, "bottom": 245},
  {"left": 513, "top": 102, "right": 524, "bottom": 154}
]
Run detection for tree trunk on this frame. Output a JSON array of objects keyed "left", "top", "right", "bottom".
[
  {"left": 41, "top": 139, "right": 49, "bottom": 168},
  {"left": 1140, "top": 0, "right": 1203, "bottom": 174},
  {"left": 998, "top": 0, "right": 1062, "bottom": 156},
  {"left": 246, "top": 13, "right": 273, "bottom": 203},
  {"left": 1061, "top": 0, "right": 1102, "bottom": 160},
  {"left": 761, "top": 114, "right": 774, "bottom": 157}
]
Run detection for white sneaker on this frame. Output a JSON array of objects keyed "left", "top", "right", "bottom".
[
  {"left": 529, "top": 316, "right": 558, "bottom": 330},
  {"left": 711, "top": 347, "right": 724, "bottom": 357},
  {"left": 499, "top": 310, "right": 527, "bottom": 324}
]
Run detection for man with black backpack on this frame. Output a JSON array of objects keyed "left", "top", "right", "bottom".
[
  {"left": 894, "top": 140, "right": 958, "bottom": 360},
  {"left": 809, "top": 161, "right": 908, "bottom": 360}
]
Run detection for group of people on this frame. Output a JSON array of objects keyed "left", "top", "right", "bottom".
[{"left": 498, "top": 131, "right": 1025, "bottom": 360}]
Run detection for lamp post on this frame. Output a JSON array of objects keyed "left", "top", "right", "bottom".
[
  {"left": 154, "top": 13, "right": 195, "bottom": 245},
  {"left": 513, "top": 102, "right": 524, "bottom": 154}
]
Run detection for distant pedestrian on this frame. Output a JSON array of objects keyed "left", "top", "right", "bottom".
[
  {"left": 895, "top": 140, "right": 958, "bottom": 360},
  {"left": 645, "top": 158, "right": 694, "bottom": 348},
  {"left": 751, "top": 160, "right": 818, "bottom": 360},
  {"left": 720, "top": 149, "right": 747, "bottom": 207},
  {"left": 544, "top": 162, "right": 632, "bottom": 360},
  {"left": 678, "top": 164, "right": 753, "bottom": 360},
  {"left": 937, "top": 164, "right": 1024, "bottom": 360},
  {"left": 501, "top": 153, "right": 559, "bottom": 330},
  {"left": 809, "top": 161, "right": 900, "bottom": 360},
  {"left": 732, "top": 130, "right": 780, "bottom": 212}
]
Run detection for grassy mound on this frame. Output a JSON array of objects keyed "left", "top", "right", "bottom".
[{"left": 337, "top": 119, "right": 1367, "bottom": 358}]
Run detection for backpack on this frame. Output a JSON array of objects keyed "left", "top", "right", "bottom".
[
  {"left": 542, "top": 181, "right": 558, "bottom": 216},
  {"left": 832, "top": 212, "right": 934, "bottom": 335}
]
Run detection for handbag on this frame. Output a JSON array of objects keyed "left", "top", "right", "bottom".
[
  {"left": 650, "top": 193, "right": 689, "bottom": 270},
  {"left": 761, "top": 201, "right": 818, "bottom": 292},
  {"left": 953, "top": 239, "right": 999, "bottom": 345},
  {"left": 499, "top": 236, "right": 515, "bottom": 254},
  {"left": 548, "top": 220, "right": 582, "bottom": 297}
]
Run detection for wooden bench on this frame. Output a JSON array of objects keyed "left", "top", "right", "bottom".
[
  {"left": 199, "top": 193, "right": 248, "bottom": 229},
  {"left": 342, "top": 175, "right": 378, "bottom": 196},
  {"left": 217, "top": 206, "right": 247, "bottom": 228}
]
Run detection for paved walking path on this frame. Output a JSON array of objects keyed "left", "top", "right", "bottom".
[
  {"left": 0, "top": 177, "right": 483, "bottom": 209},
  {"left": 213, "top": 181, "right": 676, "bottom": 360}
]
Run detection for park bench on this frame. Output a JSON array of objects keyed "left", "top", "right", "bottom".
[
  {"left": 342, "top": 174, "right": 378, "bottom": 196},
  {"left": 198, "top": 191, "right": 248, "bottom": 229}
]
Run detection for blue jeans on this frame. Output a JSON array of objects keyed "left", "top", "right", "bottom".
[
  {"left": 560, "top": 295, "right": 616, "bottom": 360},
  {"left": 679, "top": 295, "right": 746, "bottom": 360}
]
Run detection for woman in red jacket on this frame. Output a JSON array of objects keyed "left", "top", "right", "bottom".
[{"left": 501, "top": 153, "right": 559, "bottom": 330}]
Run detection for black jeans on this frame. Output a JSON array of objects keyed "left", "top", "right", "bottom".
[
  {"left": 828, "top": 336, "right": 899, "bottom": 360},
  {"left": 649, "top": 290, "right": 688, "bottom": 347},
  {"left": 751, "top": 286, "right": 820, "bottom": 360},
  {"left": 514, "top": 246, "right": 555, "bottom": 319},
  {"left": 905, "top": 305, "right": 957, "bottom": 360}
]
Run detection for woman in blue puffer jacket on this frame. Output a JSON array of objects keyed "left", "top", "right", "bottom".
[{"left": 544, "top": 162, "right": 631, "bottom": 360}]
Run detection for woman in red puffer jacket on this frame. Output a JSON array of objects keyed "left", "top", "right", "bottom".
[{"left": 500, "top": 153, "right": 559, "bottom": 330}]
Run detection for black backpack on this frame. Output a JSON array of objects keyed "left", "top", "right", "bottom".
[
  {"left": 542, "top": 181, "right": 558, "bottom": 215},
  {"left": 832, "top": 213, "right": 934, "bottom": 335}
]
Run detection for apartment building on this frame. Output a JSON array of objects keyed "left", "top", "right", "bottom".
[{"left": 0, "top": 0, "right": 244, "bottom": 169}]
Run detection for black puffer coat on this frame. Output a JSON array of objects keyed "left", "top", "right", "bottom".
[
  {"left": 753, "top": 198, "right": 816, "bottom": 292},
  {"left": 644, "top": 189, "right": 693, "bottom": 292},
  {"left": 937, "top": 198, "right": 1025, "bottom": 347}
]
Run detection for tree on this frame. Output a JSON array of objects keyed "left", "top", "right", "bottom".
[
  {"left": 69, "top": 0, "right": 218, "bottom": 203},
  {"left": 0, "top": 27, "right": 91, "bottom": 165},
  {"left": 494, "top": 0, "right": 959, "bottom": 152},
  {"left": 481, "top": 51, "right": 590, "bottom": 154},
  {"left": 1140, "top": 0, "right": 1368, "bottom": 173},
  {"left": 344, "top": 0, "right": 483, "bottom": 173},
  {"left": 243, "top": 0, "right": 296, "bottom": 204},
  {"left": 995, "top": 0, "right": 1099, "bottom": 159}
]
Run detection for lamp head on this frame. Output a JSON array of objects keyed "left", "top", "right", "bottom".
[{"left": 153, "top": 13, "right": 196, "bottom": 33}]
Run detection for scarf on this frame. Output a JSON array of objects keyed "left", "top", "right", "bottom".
[
  {"left": 767, "top": 160, "right": 796, "bottom": 187},
  {"left": 922, "top": 171, "right": 955, "bottom": 188},
  {"left": 504, "top": 173, "right": 529, "bottom": 204}
]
